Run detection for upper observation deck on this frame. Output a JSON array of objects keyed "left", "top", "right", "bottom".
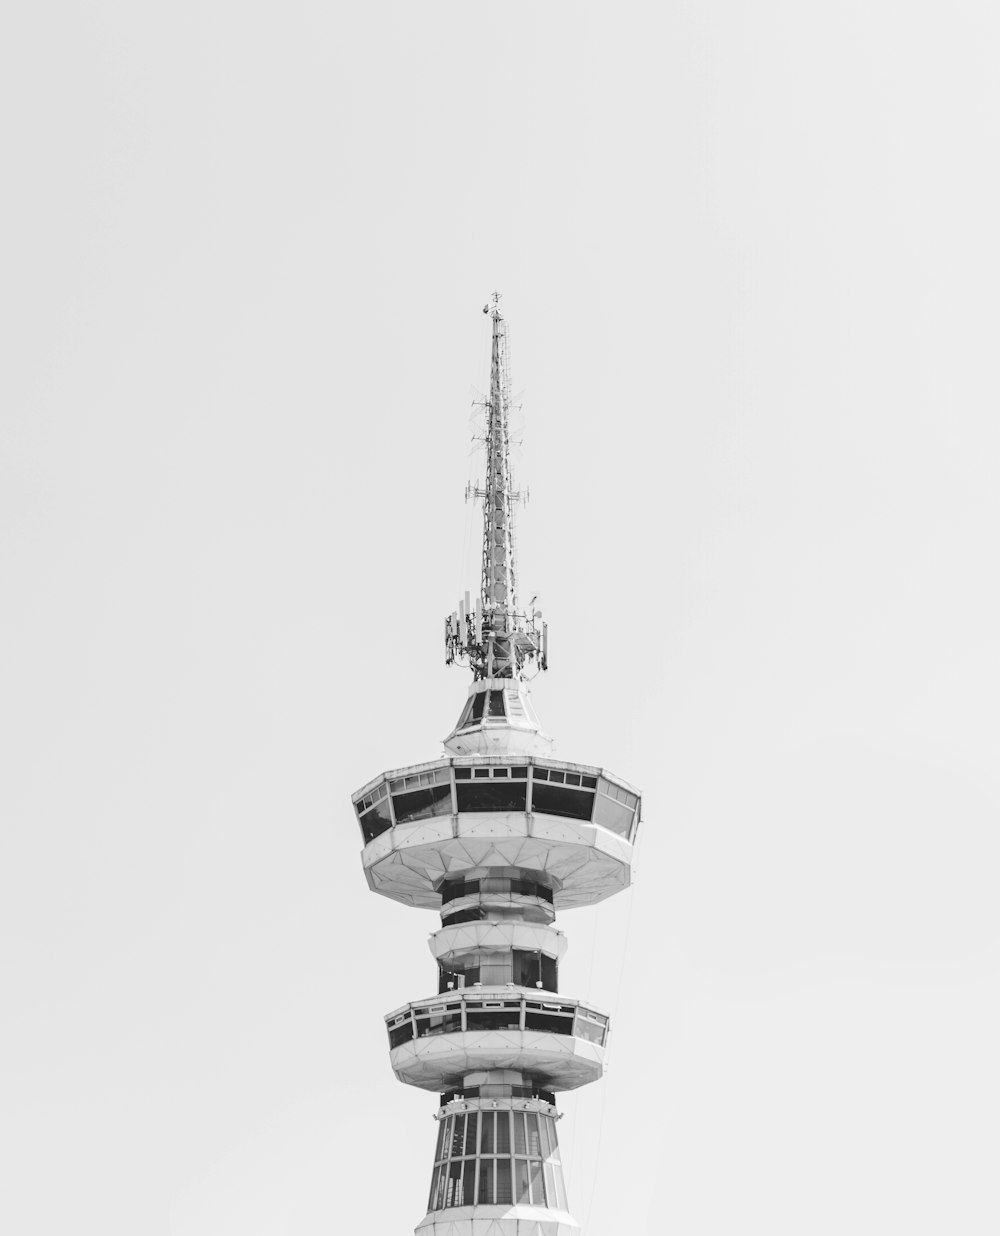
[{"left": 352, "top": 754, "right": 640, "bottom": 911}]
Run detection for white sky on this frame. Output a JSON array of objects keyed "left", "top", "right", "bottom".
[{"left": 3, "top": 3, "right": 999, "bottom": 1234}]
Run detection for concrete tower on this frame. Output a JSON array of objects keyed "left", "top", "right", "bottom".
[{"left": 350, "top": 296, "right": 641, "bottom": 1236}]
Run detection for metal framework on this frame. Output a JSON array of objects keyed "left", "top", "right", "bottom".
[{"left": 445, "top": 295, "right": 547, "bottom": 681}]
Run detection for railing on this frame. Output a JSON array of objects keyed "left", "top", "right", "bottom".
[
  {"left": 355, "top": 756, "right": 640, "bottom": 846},
  {"left": 386, "top": 990, "right": 609, "bottom": 1050}
]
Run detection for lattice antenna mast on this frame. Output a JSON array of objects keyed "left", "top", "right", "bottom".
[{"left": 444, "top": 294, "right": 547, "bottom": 680}]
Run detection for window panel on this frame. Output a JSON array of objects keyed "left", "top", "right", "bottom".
[
  {"left": 551, "top": 1160, "right": 567, "bottom": 1211},
  {"left": 466, "top": 1007, "right": 520, "bottom": 1031},
  {"left": 593, "top": 792, "right": 634, "bottom": 838},
  {"left": 538, "top": 1114, "right": 553, "bottom": 1159},
  {"left": 495, "top": 1159, "right": 512, "bottom": 1205},
  {"left": 531, "top": 782, "right": 594, "bottom": 821},
  {"left": 389, "top": 1019, "right": 414, "bottom": 1047},
  {"left": 542, "top": 1164, "right": 556, "bottom": 1213},
  {"left": 525, "top": 1112, "right": 541, "bottom": 1157},
  {"left": 460, "top": 1159, "right": 476, "bottom": 1207},
  {"left": 391, "top": 783, "right": 452, "bottom": 825},
  {"left": 575, "top": 1016, "right": 606, "bottom": 1044},
  {"left": 477, "top": 1159, "right": 494, "bottom": 1204},
  {"left": 450, "top": 1114, "right": 466, "bottom": 1158},
  {"left": 524, "top": 1009, "right": 573, "bottom": 1033},
  {"left": 528, "top": 1160, "right": 545, "bottom": 1206},
  {"left": 479, "top": 957, "right": 511, "bottom": 985},
  {"left": 433, "top": 1165, "right": 448, "bottom": 1211},
  {"left": 359, "top": 798, "right": 393, "bottom": 841},
  {"left": 444, "top": 1163, "right": 460, "bottom": 1209},
  {"left": 480, "top": 1111, "right": 495, "bottom": 1155},
  {"left": 513, "top": 1112, "right": 527, "bottom": 1156},
  {"left": 496, "top": 1110, "right": 510, "bottom": 1154},
  {"left": 515, "top": 1159, "right": 530, "bottom": 1204},
  {"left": 456, "top": 782, "right": 527, "bottom": 812}
]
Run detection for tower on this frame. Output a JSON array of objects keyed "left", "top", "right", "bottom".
[{"left": 350, "top": 296, "right": 641, "bottom": 1236}]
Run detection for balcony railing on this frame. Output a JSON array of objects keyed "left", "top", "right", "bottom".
[
  {"left": 355, "top": 756, "right": 640, "bottom": 846},
  {"left": 386, "top": 990, "right": 609, "bottom": 1051}
]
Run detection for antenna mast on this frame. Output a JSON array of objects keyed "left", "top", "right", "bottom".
[{"left": 444, "top": 294, "right": 547, "bottom": 680}]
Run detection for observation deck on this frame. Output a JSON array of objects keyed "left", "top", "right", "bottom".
[
  {"left": 385, "top": 988, "right": 608, "bottom": 1092},
  {"left": 352, "top": 755, "right": 640, "bottom": 911}
]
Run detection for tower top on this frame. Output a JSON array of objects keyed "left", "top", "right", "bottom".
[{"left": 444, "top": 296, "right": 546, "bottom": 685}]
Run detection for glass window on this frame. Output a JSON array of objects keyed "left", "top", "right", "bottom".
[
  {"left": 435, "top": 1117, "right": 449, "bottom": 1163},
  {"left": 457, "top": 781, "right": 527, "bottom": 812},
  {"left": 512, "top": 766, "right": 528, "bottom": 778},
  {"left": 575, "top": 1017, "right": 606, "bottom": 1044},
  {"left": 478, "top": 1159, "right": 494, "bottom": 1204},
  {"left": 479, "top": 954, "right": 512, "bottom": 985},
  {"left": 538, "top": 1114, "right": 552, "bottom": 1159},
  {"left": 392, "top": 782, "right": 452, "bottom": 825},
  {"left": 441, "top": 907, "right": 486, "bottom": 926},
  {"left": 455, "top": 767, "right": 471, "bottom": 779},
  {"left": 432, "top": 1165, "right": 448, "bottom": 1210},
  {"left": 496, "top": 1111, "right": 510, "bottom": 1154},
  {"left": 450, "top": 1115, "right": 467, "bottom": 1158},
  {"left": 528, "top": 1160, "right": 545, "bottom": 1206},
  {"left": 531, "top": 782, "right": 595, "bottom": 821},
  {"left": 444, "top": 1161, "right": 462, "bottom": 1208},
  {"left": 512, "top": 949, "right": 557, "bottom": 990},
  {"left": 543, "top": 1162, "right": 560, "bottom": 1212},
  {"left": 593, "top": 793, "right": 634, "bottom": 838},
  {"left": 524, "top": 1009, "right": 572, "bottom": 1034},
  {"left": 415, "top": 1007, "right": 462, "bottom": 1037},
  {"left": 488, "top": 690, "right": 506, "bottom": 717},
  {"left": 495, "top": 1159, "right": 512, "bottom": 1204},
  {"left": 389, "top": 1019, "right": 414, "bottom": 1047},
  {"left": 526, "top": 1113, "right": 541, "bottom": 1157},
  {"left": 440, "top": 878, "right": 480, "bottom": 904},
  {"left": 359, "top": 798, "right": 393, "bottom": 842},
  {"left": 466, "top": 1007, "right": 520, "bottom": 1032},
  {"left": 515, "top": 1159, "right": 530, "bottom": 1204},
  {"left": 513, "top": 1112, "right": 527, "bottom": 1156},
  {"left": 480, "top": 1112, "right": 495, "bottom": 1155},
  {"left": 459, "top": 1159, "right": 476, "bottom": 1207},
  {"left": 471, "top": 693, "right": 486, "bottom": 722}
]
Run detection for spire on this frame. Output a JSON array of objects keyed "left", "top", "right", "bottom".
[
  {"left": 444, "top": 296, "right": 547, "bottom": 683},
  {"left": 481, "top": 294, "right": 516, "bottom": 626}
]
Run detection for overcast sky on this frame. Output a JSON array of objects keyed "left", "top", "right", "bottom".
[{"left": 3, "top": 3, "right": 999, "bottom": 1234}]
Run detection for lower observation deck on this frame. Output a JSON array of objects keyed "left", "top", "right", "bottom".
[
  {"left": 352, "top": 756, "right": 640, "bottom": 911},
  {"left": 385, "top": 989, "right": 608, "bottom": 1092}
]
